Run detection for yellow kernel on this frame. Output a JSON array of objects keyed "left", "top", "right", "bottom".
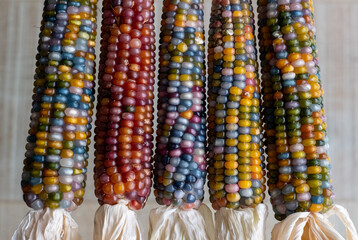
[
  {"left": 225, "top": 161, "right": 238, "bottom": 169},
  {"left": 213, "top": 182, "right": 224, "bottom": 191},
  {"left": 71, "top": 79, "right": 84, "bottom": 88},
  {"left": 291, "top": 151, "right": 306, "bottom": 159},
  {"left": 179, "top": 74, "right": 191, "bottom": 81},
  {"left": 230, "top": 87, "right": 242, "bottom": 95},
  {"left": 171, "top": 56, "right": 183, "bottom": 63},
  {"left": 251, "top": 165, "right": 261, "bottom": 173},
  {"left": 296, "top": 183, "right": 310, "bottom": 193},
  {"left": 64, "top": 117, "right": 78, "bottom": 124},
  {"left": 177, "top": 42, "right": 188, "bottom": 52},
  {"left": 239, "top": 173, "right": 251, "bottom": 180},
  {"left": 238, "top": 165, "right": 251, "bottom": 173},
  {"left": 59, "top": 184, "right": 72, "bottom": 193},
  {"left": 187, "top": 14, "right": 198, "bottom": 21},
  {"left": 238, "top": 143, "right": 250, "bottom": 151},
  {"left": 302, "top": 139, "right": 316, "bottom": 146},
  {"left": 238, "top": 120, "right": 250, "bottom": 127},
  {"left": 251, "top": 150, "right": 261, "bottom": 158},
  {"left": 240, "top": 98, "right": 252, "bottom": 106},
  {"left": 307, "top": 166, "right": 321, "bottom": 174},
  {"left": 282, "top": 64, "right": 294, "bottom": 73},
  {"left": 46, "top": 200, "right": 60, "bottom": 209},
  {"left": 74, "top": 189, "right": 85, "bottom": 198},
  {"left": 59, "top": 73, "right": 73, "bottom": 81},
  {"left": 226, "top": 139, "right": 238, "bottom": 147},
  {"left": 73, "top": 169, "right": 82, "bottom": 175},
  {"left": 227, "top": 109, "right": 239, "bottom": 116},
  {"left": 296, "top": 26, "right": 309, "bottom": 34},
  {"left": 31, "top": 184, "right": 44, "bottom": 194},
  {"left": 225, "top": 154, "right": 238, "bottom": 161},
  {"left": 43, "top": 177, "right": 59, "bottom": 185},
  {"left": 238, "top": 135, "right": 251, "bottom": 143},
  {"left": 238, "top": 180, "right": 252, "bottom": 189},
  {"left": 294, "top": 66, "right": 307, "bottom": 74},
  {"left": 227, "top": 193, "right": 241, "bottom": 202},
  {"left": 226, "top": 116, "right": 239, "bottom": 124},
  {"left": 234, "top": 67, "right": 246, "bottom": 74},
  {"left": 223, "top": 55, "right": 235, "bottom": 62},
  {"left": 309, "top": 203, "right": 323, "bottom": 212},
  {"left": 34, "top": 147, "right": 46, "bottom": 155},
  {"left": 36, "top": 140, "right": 47, "bottom": 148},
  {"left": 214, "top": 161, "right": 224, "bottom": 169}
]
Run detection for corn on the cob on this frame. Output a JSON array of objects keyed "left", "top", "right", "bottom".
[
  {"left": 154, "top": 0, "right": 207, "bottom": 209},
  {"left": 22, "top": 0, "right": 97, "bottom": 211},
  {"left": 207, "top": 0, "right": 265, "bottom": 210},
  {"left": 257, "top": 0, "right": 333, "bottom": 220},
  {"left": 93, "top": 0, "right": 155, "bottom": 210}
]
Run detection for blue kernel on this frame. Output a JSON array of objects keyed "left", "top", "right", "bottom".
[
  {"left": 73, "top": 57, "right": 85, "bottom": 65},
  {"left": 311, "top": 195, "right": 324, "bottom": 204},
  {"left": 79, "top": 102, "right": 89, "bottom": 110},
  {"left": 29, "top": 177, "right": 42, "bottom": 186},
  {"left": 62, "top": 52, "right": 74, "bottom": 60},
  {"left": 178, "top": 160, "right": 189, "bottom": 168},
  {"left": 181, "top": 154, "right": 192, "bottom": 162},
  {"left": 250, "top": 113, "right": 260, "bottom": 121},
  {"left": 74, "top": 64, "right": 85, "bottom": 72},
  {"left": 225, "top": 176, "right": 238, "bottom": 184},
  {"left": 191, "top": 169, "right": 202, "bottom": 178},
  {"left": 185, "top": 175, "right": 196, "bottom": 183},
  {"left": 291, "top": 10, "right": 303, "bottom": 18},
  {"left": 67, "top": 101, "right": 79, "bottom": 108},
  {"left": 42, "top": 95, "right": 53, "bottom": 102},
  {"left": 51, "top": 118, "right": 64, "bottom": 126},
  {"left": 189, "top": 162, "right": 198, "bottom": 170},
  {"left": 276, "top": 51, "right": 288, "bottom": 59},
  {"left": 222, "top": 75, "right": 233, "bottom": 82},
  {"left": 165, "top": 185, "right": 176, "bottom": 193},
  {"left": 282, "top": 184, "right": 295, "bottom": 195},
  {"left": 183, "top": 184, "right": 192, "bottom": 192},
  {"left": 174, "top": 181, "right": 185, "bottom": 189},
  {"left": 321, "top": 181, "right": 331, "bottom": 189},
  {"left": 33, "top": 155, "right": 45, "bottom": 163},
  {"left": 73, "top": 147, "right": 85, "bottom": 154},
  {"left": 79, "top": 25, "right": 91, "bottom": 33},
  {"left": 50, "top": 45, "right": 61, "bottom": 52},
  {"left": 282, "top": 80, "right": 296, "bottom": 87},
  {"left": 57, "top": 88, "right": 69, "bottom": 95},
  {"left": 186, "top": 194, "right": 196, "bottom": 203},
  {"left": 177, "top": 168, "right": 190, "bottom": 175},
  {"left": 277, "top": 152, "right": 290, "bottom": 160},
  {"left": 68, "top": 93, "right": 81, "bottom": 102}
]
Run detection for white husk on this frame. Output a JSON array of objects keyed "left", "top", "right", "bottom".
[
  {"left": 215, "top": 203, "right": 268, "bottom": 240},
  {"left": 271, "top": 204, "right": 358, "bottom": 240},
  {"left": 93, "top": 201, "right": 141, "bottom": 240},
  {"left": 12, "top": 208, "right": 81, "bottom": 240},
  {"left": 198, "top": 204, "right": 215, "bottom": 238},
  {"left": 149, "top": 204, "right": 213, "bottom": 240}
]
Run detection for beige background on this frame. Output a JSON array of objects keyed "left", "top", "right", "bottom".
[{"left": 0, "top": 0, "right": 357, "bottom": 239}]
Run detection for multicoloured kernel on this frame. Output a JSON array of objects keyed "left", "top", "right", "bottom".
[
  {"left": 207, "top": 0, "right": 265, "bottom": 210},
  {"left": 257, "top": 0, "right": 333, "bottom": 220},
  {"left": 22, "top": 0, "right": 98, "bottom": 211},
  {"left": 154, "top": 0, "right": 207, "bottom": 210},
  {"left": 93, "top": 0, "right": 155, "bottom": 210}
]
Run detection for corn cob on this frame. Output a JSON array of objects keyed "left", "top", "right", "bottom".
[
  {"left": 257, "top": 0, "right": 333, "bottom": 220},
  {"left": 94, "top": 0, "right": 156, "bottom": 210},
  {"left": 154, "top": 0, "right": 207, "bottom": 209},
  {"left": 207, "top": 0, "right": 265, "bottom": 210},
  {"left": 22, "top": 0, "right": 97, "bottom": 210}
]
